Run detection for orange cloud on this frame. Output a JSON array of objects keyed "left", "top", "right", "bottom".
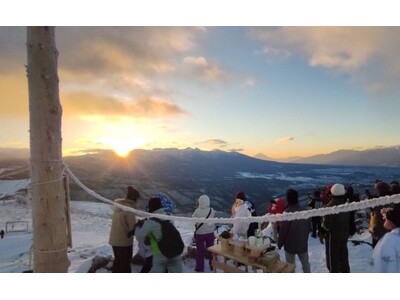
[
  {"left": 182, "top": 55, "right": 226, "bottom": 82},
  {"left": 62, "top": 91, "right": 187, "bottom": 119},
  {"left": 58, "top": 27, "right": 204, "bottom": 76},
  {"left": 199, "top": 139, "right": 228, "bottom": 147},
  {"left": 276, "top": 136, "right": 294, "bottom": 144}
]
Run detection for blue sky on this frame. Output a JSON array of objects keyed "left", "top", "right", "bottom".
[{"left": 1, "top": 9, "right": 400, "bottom": 159}]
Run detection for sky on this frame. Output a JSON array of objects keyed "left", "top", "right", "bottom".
[{"left": 1, "top": 2, "right": 400, "bottom": 160}]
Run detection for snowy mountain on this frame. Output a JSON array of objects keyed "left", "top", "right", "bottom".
[
  {"left": 2, "top": 147, "right": 400, "bottom": 216},
  {"left": 292, "top": 146, "right": 400, "bottom": 167}
]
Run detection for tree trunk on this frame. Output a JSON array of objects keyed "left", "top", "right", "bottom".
[{"left": 27, "top": 26, "right": 70, "bottom": 272}]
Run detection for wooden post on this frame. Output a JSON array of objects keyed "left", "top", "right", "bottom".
[{"left": 27, "top": 26, "right": 70, "bottom": 272}]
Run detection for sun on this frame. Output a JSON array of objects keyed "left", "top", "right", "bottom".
[
  {"left": 112, "top": 138, "right": 148, "bottom": 157},
  {"left": 113, "top": 145, "right": 133, "bottom": 157}
]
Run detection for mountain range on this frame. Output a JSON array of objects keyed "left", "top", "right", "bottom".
[
  {"left": 255, "top": 146, "right": 400, "bottom": 167},
  {"left": 2, "top": 147, "right": 400, "bottom": 216}
]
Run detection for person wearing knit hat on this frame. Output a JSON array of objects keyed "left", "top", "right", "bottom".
[
  {"left": 148, "top": 197, "right": 163, "bottom": 213},
  {"left": 372, "top": 208, "right": 400, "bottom": 272},
  {"left": 231, "top": 191, "right": 259, "bottom": 238},
  {"left": 330, "top": 183, "right": 345, "bottom": 196},
  {"left": 278, "top": 188, "right": 311, "bottom": 272},
  {"left": 108, "top": 186, "right": 140, "bottom": 272},
  {"left": 286, "top": 188, "right": 299, "bottom": 205},
  {"left": 126, "top": 186, "right": 140, "bottom": 201},
  {"left": 320, "top": 183, "right": 351, "bottom": 273},
  {"left": 134, "top": 197, "right": 183, "bottom": 272}
]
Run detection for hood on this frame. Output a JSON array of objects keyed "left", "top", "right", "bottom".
[{"left": 198, "top": 195, "right": 210, "bottom": 209}]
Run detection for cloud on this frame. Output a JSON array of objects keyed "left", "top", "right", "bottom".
[
  {"left": 205, "top": 139, "right": 228, "bottom": 146},
  {"left": 62, "top": 91, "right": 187, "bottom": 119},
  {"left": 182, "top": 55, "right": 226, "bottom": 82},
  {"left": 275, "top": 136, "right": 294, "bottom": 144},
  {"left": 183, "top": 56, "right": 208, "bottom": 66},
  {"left": 243, "top": 76, "right": 256, "bottom": 87},
  {"left": 249, "top": 27, "right": 400, "bottom": 92},
  {"left": 57, "top": 27, "right": 204, "bottom": 76},
  {"left": 196, "top": 139, "right": 228, "bottom": 147}
]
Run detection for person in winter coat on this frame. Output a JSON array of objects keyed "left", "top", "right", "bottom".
[
  {"left": 192, "top": 194, "right": 215, "bottom": 272},
  {"left": 372, "top": 207, "right": 400, "bottom": 272},
  {"left": 231, "top": 192, "right": 256, "bottom": 238},
  {"left": 231, "top": 192, "right": 258, "bottom": 237},
  {"left": 308, "top": 190, "right": 323, "bottom": 238},
  {"left": 268, "top": 198, "right": 286, "bottom": 241},
  {"left": 278, "top": 189, "right": 311, "bottom": 273},
  {"left": 369, "top": 181, "right": 391, "bottom": 248},
  {"left": 108, "top": 186, "right": 140, "bottom": 273},
  {"left": 134, "top": 197, "right": 183, "bottom": 273},
  {"left": 320, "top": 183, "right": 351, "bottom": 273}
]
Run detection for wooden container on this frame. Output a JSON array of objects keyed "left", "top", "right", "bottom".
[
  {"left": 229, "top": 240, "right": 246, "bottom": 256},
  {"left": 217, "top": 236, "right": 232, "bottom": 251}
]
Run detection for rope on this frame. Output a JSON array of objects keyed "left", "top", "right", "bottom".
[
  {"left": 32, "top": 247, "right": 68, "bottom": 253},
  {"left": 30, "top": 177, "right": 64, "bottom": 186},
  {"left": 63, "top": 163, "right": 400, "bottom": 225}
]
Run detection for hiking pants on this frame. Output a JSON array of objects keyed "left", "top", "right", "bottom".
[
  {"left": 325, "top": 234, "right": 350, "bottom": 273},
  {"left": 194, "top": 232, "right": 215, "bottom": 272},
  {"left": 284, "top": 250, "right": 311, "bottom": 273},
  {"left": 112, "top": 245, "right": 133, "bottom": 273},
  {"left": 151, "top": 254, "right": 183, "bottom": 273}
]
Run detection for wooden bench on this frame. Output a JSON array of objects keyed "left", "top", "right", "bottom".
[{"left": 207, "top": 243, "right": 295, "bottom": 273}]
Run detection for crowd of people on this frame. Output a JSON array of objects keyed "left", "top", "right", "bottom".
[{"left": 107, "top": 180, "right": 400, "bottom": 273}]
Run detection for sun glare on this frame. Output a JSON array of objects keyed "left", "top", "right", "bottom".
[
  {"left": 112, "top": 137, "right": 148, "bottom": 157},
  {"left": 114, "top": 144, "right": 133, "bottom": 157}
]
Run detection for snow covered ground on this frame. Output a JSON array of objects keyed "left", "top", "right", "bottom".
[
  {"left": 0, "top": 197, "right": 392, "bottom": 299},
  {"left": 0, "top": 198, "right": 376, "bottom": 274}
]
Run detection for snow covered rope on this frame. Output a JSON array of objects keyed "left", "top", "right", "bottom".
[{"left": 63, "top": 164, "right": 400, "bottom": 225}]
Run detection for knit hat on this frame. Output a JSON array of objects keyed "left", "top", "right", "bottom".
[
  {"left": 286, "top": 189, "right": 298, "bottom": 205},
  {"left": 236, "top": 191, "right": 246, "bottom": 201},
  {"left": 126, "top": 186, "right": 140, "bottom": 201},
  {"left": 376, "top": 182, "right": 390, "bottom": 196},
  {"left": 148, "top": 197, "right": 162, "bottom": 213},
  {"left": 331, "top": 184, "right": 345, "bottom": 196},
  {"left": 385, "top": 209, "right": 400, "bottom": 227}
]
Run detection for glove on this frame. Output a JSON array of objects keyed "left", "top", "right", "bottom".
[
  {"left": 135, "top": 219, "right": 145, "bottom": 228},
  {"left": 127, "top": 219, "right": 145, "bottom": 238}
]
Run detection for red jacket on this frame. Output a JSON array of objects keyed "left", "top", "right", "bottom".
[{"left": 268, "top": 199, "right": 286, "bottom": 215}]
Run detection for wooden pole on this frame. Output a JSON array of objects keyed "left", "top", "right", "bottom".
[{"left": 27, "top": 26, "right": 70, "bottom": 272}]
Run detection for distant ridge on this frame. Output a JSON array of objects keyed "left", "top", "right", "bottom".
[
  {"left": 2, "top": 147, "right": 400, "bottom": 214},
  {"left": 292, "top": 146, "right": 400, "bottom": 167},
  {"left": 1, "top": 146, "right": 400, "bottom": 167}
]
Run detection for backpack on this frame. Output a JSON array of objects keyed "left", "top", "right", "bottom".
[
  {"left": 315, "top": 198, "right": 324, "bottom": 209},
  {"left": 151, "top": 218, "right": 184, "bottom": 258}
]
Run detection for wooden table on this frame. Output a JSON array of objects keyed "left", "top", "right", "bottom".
[{"left": 207, "top": 243, "right": 295, "bottom": 273}]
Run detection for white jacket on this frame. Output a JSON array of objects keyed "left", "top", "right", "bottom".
[
  {"left": 192, "top": 195, "right": 215, "bottom": 235},
  {"left": 372, "top": 227, "right": 400, "bottom": 272},
  {"left": 231, "top": 199, "right": 251, "bottom": 237}
]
